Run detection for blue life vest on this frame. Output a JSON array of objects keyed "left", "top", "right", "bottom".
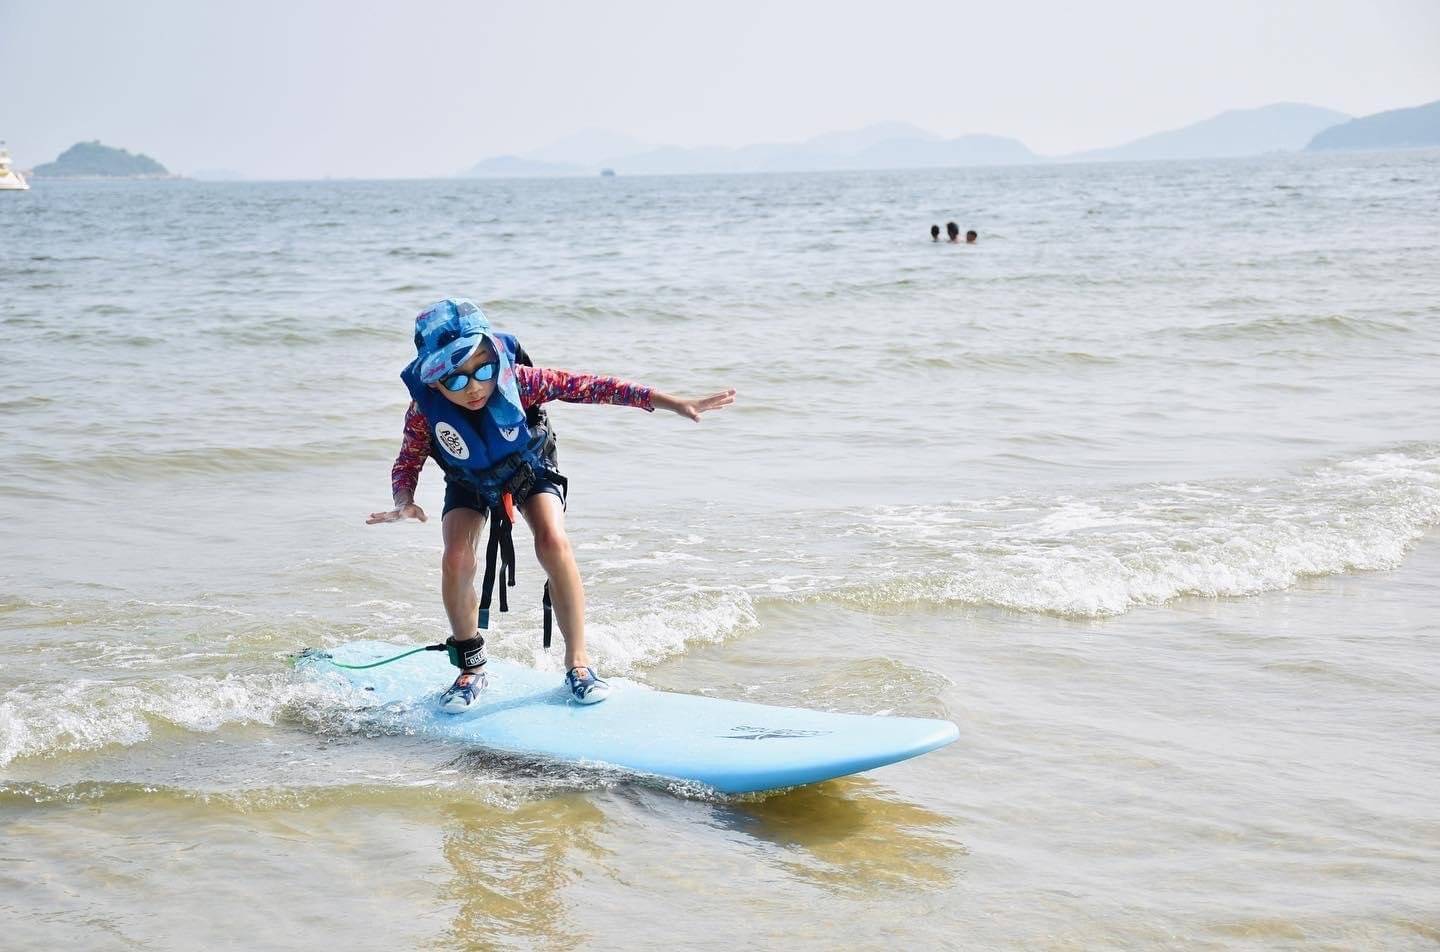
[{"left": 401, "top": 333, "right": 555, "bottom": 509}]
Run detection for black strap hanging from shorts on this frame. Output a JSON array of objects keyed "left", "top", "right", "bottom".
[
  {"left": 478, "top": 513, "right": 516, "bottom": 628},
  {"left": 477, "top": 471, "right": 568, "bottom": 649}
]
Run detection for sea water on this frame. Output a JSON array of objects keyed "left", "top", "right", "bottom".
[{"left": 1, "top": 151, "right": 1438, "bottom": 949}]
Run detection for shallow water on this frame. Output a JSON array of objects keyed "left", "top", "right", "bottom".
[{"left": 2, "top": 151, "right": 1439, "bottom": 949}]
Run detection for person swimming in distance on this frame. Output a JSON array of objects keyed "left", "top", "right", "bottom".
[
  {"left": 966, "top": 230, "right": 978, "bottom": 244},
  {"left": 930, "top": 224, "right": 940, "bottom": 241},
  {"left": 946, "top": 222, "right": 960, "bottom": 243}
]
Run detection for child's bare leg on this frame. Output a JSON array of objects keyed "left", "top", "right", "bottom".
[
  {"left": 519, "top": 492, "right": 588, "bottom": 671},
  {"left": 440, "top": 507, "right": 486, "bottom": 667}
]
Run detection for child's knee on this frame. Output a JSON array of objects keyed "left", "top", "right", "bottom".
[
  {"left": 532, "top": 525, "right": 572, "bottom": 565},
  {"left": 441, "top": 545, "right": 477, "bottom": 578}
]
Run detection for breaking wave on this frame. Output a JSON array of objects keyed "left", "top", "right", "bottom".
[{"left": 820, "top": 446, "right": 1440, "bottom": 616}]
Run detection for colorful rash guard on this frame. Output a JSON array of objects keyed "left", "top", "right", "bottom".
[{"left": 390, "top": 365, "right": 654, "bottom": 497}]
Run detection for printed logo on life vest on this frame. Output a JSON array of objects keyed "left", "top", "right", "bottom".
[
  {"left": 499, "top": 426, "right": 520, "bottom": 442},
  {"left": 722, "top": 725, "right": 831, "bottom": 740},
  {"left": 434, "top": 422, "right": 470, "bottom": 460}
]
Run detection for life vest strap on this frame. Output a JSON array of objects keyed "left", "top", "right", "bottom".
[
  {"left": 476, "top": 469, "right": 569, "bottom": 649},
  {"left": 542, "top": 582, "right": 553, "bottom": 649},
  {"left": 478, "top": 512, "right": 515, "bottom": 627}
]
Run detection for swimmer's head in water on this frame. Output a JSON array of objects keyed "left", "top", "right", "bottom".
[
  {"left": 930, "top": 224, "right": 940, "bottom": 240},
  {"left": 946, "top": 222, "right": 959, "bottom": 240},
  {"left": 966, "top": 230, "right": 977, "bottom": 243}
]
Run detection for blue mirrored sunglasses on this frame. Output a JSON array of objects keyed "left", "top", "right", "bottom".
[{"left": 440, "top": 361, "right": 498, "bottom": 392}]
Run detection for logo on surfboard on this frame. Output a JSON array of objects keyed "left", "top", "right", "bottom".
[{"left": 721, "top": 725, "right": 831, "bottom": 740}]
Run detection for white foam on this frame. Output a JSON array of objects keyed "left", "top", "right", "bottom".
[
  {"left": 849, "top": 448, "right": 1440, "bottom": 617},
  {"left": 0, "top": 673, "right": 356, "bottom": 768},
  {"left": 526, "top": 587, "right": 759, "bottom": 676},
  {"left": 576, "top": 533, "right": 635, "bottom": 552},
  {"left": 589, "top": 550, "right": 710, "bottom": 572}
]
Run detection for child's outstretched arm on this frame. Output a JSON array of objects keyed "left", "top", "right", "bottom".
[
  {"left": 517, "top": 366, "right": 735, "bottom": 420},
  {"left": 649, "top": 389, "right": 737, "bottom": 421}
]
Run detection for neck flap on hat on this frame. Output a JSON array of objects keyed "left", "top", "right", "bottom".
[{"left": 478, "top": 330, "right": 525, "bottom": 429}]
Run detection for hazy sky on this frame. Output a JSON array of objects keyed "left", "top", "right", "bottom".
[{"left": 4, "top": 0, "right": 1438, "bottom": 178}]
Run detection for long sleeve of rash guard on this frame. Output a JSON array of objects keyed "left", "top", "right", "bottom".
[{"left": 514, "top": 365, "right": 653, "bottom": 412}]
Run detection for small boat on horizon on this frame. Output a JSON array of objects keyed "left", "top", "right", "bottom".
[{"left": 0, "top": 143, "right": 30, "bottom": 190}]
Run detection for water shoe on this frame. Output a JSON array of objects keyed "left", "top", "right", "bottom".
[
  {"left": 439, "top": 670, "right": 489, "bottom": 714},
  {"left": 565, "top": 666, "right": 610, "bottom": 705}
]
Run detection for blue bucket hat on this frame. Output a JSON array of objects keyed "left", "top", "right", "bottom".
[
  {"left": 413, "top": 298, "right": 488, "bottom": 384},
  {"left": 410, "top": 298, "right": 526, "bottom": 427}
]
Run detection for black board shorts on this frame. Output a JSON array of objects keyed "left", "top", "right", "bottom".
[{"left": 442, "top": 472, "right": 565, "bottom": 517}]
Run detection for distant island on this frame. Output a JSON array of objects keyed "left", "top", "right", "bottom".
[
  {"left": 31, "top": 141, "right": 172, "bottom": 178},
  {"left": 1307, "top": 98, "right": 1440, "bottom": 151}
]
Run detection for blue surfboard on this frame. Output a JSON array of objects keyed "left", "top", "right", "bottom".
[{"left": 298, "top": 640, "right": 959, "bottom": 794}]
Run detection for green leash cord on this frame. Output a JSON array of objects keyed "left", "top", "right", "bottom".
[
  {"left": 293, "top": 609, "right": 486, "bottom": 671},
  {"left": 320, "top": 645, "right": 432, "bottom": 669},
  {"left": 292, "top": 643, "right": 450, "bottom": 670}
]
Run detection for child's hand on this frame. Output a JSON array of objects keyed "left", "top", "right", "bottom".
[
  {"left": 657, "top": 389, "right": 736, "bottom": 421},
  {"left": 366, "top": 503, "right": 428, "bottom": 524}
]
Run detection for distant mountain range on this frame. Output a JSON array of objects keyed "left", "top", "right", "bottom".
[
  {"left": 463, "top": 98, "right": 1438, "bottom": 178},
  {"left": 1065, "top": 103, "right": 1349, "bottom": 163},
  {"left": 463, "top": 121, "right": 1037, "bottom": 178},
  {"left": 21, "top": 97, "right": 1440, "bottom": 184},
  {"left": 1307, "top": 98, "right": 1440, "bottom": 151}
]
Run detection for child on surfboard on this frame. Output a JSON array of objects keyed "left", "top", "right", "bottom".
[{"left": 366, "top": 298, "right": 735, "bottom": 712}]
